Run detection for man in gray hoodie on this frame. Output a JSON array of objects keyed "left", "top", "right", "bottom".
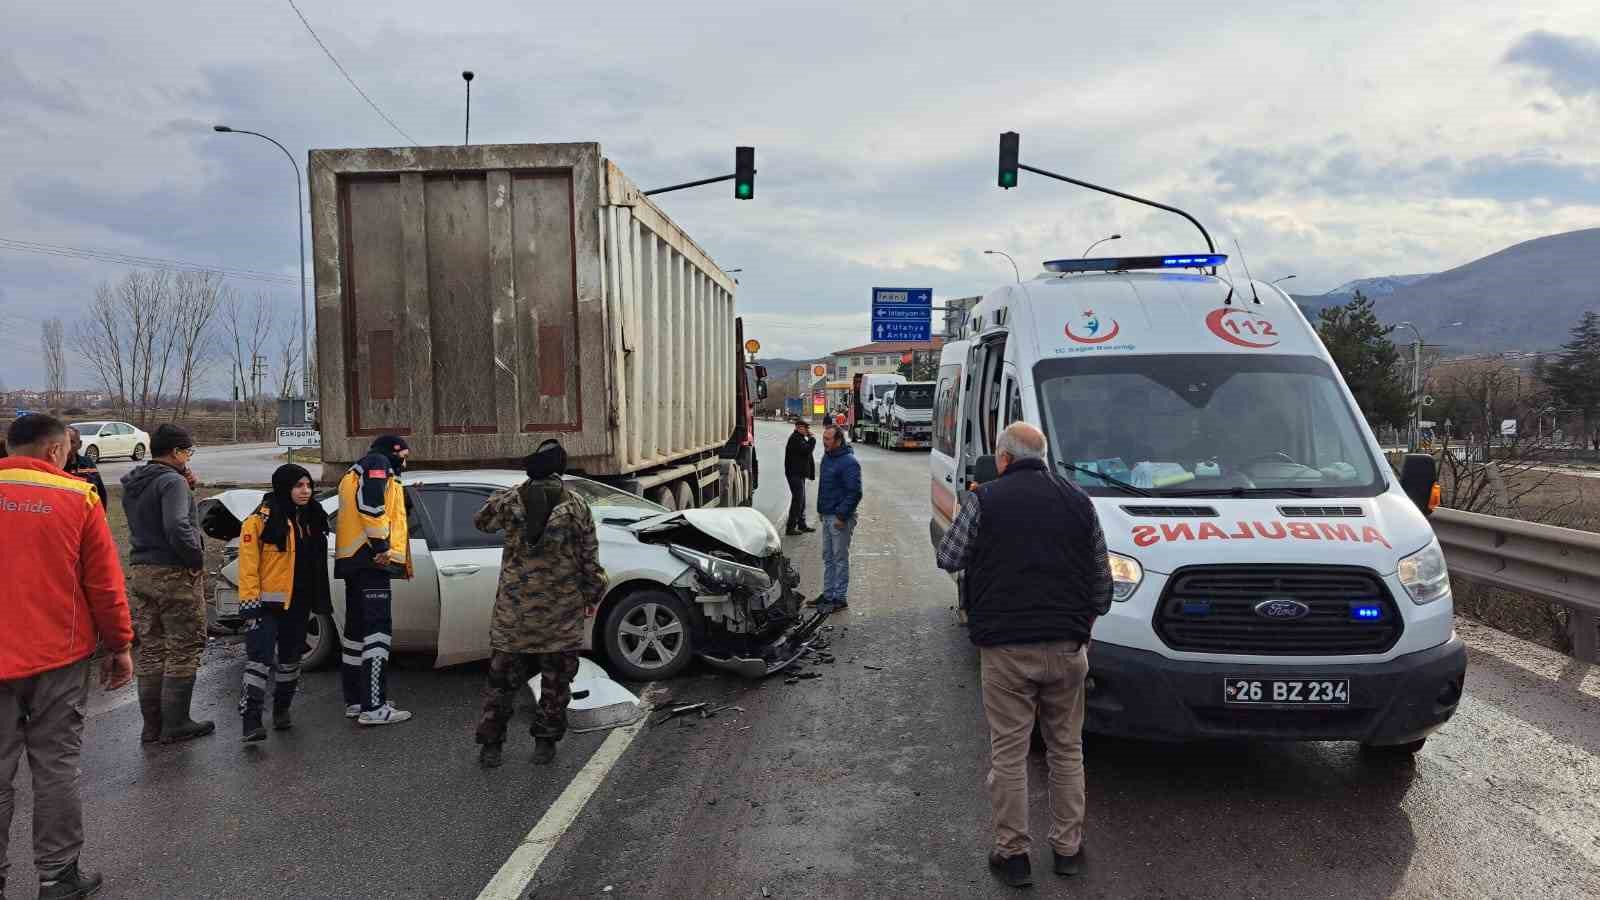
[{"left": 121, "top": 424, "right": 214, "bottom": 744}]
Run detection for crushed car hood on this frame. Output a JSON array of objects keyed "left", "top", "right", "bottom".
[{"left": 628, "top": 507, "right": 781, "bottom": 557}]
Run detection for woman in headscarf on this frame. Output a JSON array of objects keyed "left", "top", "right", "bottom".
[{"left": 236, "top": 463, "right": 332, "bottom": 741}]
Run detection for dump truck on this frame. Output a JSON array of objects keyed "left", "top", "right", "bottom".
[{"left": 308, "top": 142, "right": 765, "bottom": 510}]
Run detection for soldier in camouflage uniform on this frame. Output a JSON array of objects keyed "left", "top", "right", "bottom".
[{"left": 472, "top": 440, "right": 607, "bottom": 769}]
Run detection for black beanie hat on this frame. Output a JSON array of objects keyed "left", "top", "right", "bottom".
[
  {"left": 523, "top": 439, "right": 567, "bottom": 479},
  {"left": 151, "top": 424, "right": 195, "bottom": 458}
]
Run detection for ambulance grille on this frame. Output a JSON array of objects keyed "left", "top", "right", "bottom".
[
  {"left": 1154, "top": 565, "right": 1402, "bottom": 656},
  {"left": 1121, "top": 506, "right": 1218, "bottom": 517},
  {"left": 1278, "top": 506, "right": 1366, "bottom": 517}
]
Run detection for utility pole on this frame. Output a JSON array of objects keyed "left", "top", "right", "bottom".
[{"left": 231, "top": 374, "right": 239, "bottom": 444}]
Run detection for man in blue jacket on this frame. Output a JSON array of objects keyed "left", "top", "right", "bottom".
[{"left": 812, "top": 425, "right": 861, "bottom": 613}]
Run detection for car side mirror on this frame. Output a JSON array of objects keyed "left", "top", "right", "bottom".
[
  {"left": 1399, "top": 453, "right": 1438, "bottom": 516},
  {"left": 756, "top": 381, "right": 769, "bottom": 401},
  {"left": 973, "top": 454, "right": 999, "bottom": 485},
  {"left": 755, "top": 365, "right": 769, "bottom": 379}
]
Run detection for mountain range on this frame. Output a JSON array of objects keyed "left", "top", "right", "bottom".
[{"left": 1293, "top": 228, "right": 1600, "bottom": 355}]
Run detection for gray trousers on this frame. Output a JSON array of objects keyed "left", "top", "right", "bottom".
[{"left": 0, "top": 658, "right": 91, "bottom": 883}]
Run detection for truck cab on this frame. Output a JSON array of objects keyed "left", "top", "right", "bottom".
[{"left": 929, "top": 254, "right": 1466, "bottom": 754}]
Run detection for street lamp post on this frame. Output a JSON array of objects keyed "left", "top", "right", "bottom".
[
  {"left": 983, "top": 249, "right": 1021, "bottom": 282},
  {"left": 1082, "top": 233, "right": 1122, "bottom": 257},
  {"left": 1396, "top": 322, "right": 1425, "bottom": 451},
  {"left": 213, "top": 125, "right": 310, "bottom": 403}
]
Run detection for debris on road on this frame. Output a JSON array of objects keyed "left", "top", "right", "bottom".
[
  {"left": 651, "top": 702, "right": 708, "bottom": 726},
  {"left": 530, "top": 657, "right": 645, "bottom": 732},
  {"left": 863, "top": 665, "right": 885, "bottom": 671}
]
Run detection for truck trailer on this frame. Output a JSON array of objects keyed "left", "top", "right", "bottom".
[{"left": 308, "top": 142, "right": 763, "bottom": 510}]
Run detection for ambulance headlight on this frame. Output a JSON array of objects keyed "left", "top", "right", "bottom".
[
  {"left": 1397, "top": 540, "right": 1450, "bottom": 605},
  {"left": 1109, "top": 552, "right": 1143, "bottom": 602}
]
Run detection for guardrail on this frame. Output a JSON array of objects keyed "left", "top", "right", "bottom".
[{"left": 1432, "top": 507, "right": 1600, "bottom": 662}]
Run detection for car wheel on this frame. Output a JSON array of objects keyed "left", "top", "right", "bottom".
[
  {"left": 603, "top": 589, "right": 694, "bottom": 680},
  {"left": 84, "top": 445, "right": 100, "bottom": 464},
  {"left": 131, "top": 443, "right": 146, "bottom": 461},
  {"left": 299, "top": 613, "right": 338, "bottom": 671}
]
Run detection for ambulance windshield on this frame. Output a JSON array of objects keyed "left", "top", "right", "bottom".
[{"left": 1034, "top": 354, "right": 1384, "bottom": 498}]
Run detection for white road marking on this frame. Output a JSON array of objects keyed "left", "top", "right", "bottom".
[{"left": 475, "top": 686, "right": 658, "bottom": 900}]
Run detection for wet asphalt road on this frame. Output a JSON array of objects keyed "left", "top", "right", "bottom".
[
  {"left": 98, "top": 442, "right": 289, "bottom": 487},
  {"left": 7, "top": 420, "right": 1600, "bottom": 898}
]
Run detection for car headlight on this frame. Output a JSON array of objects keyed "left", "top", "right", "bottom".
[
  {"left": 1109, "top": 552, "right": 1143, "bottom": 602},
  {"left": 1397, "top": 540, "right": 1450, "bottom": 604},
  {"left": 669, "top": 545, "right": 773, "bottom": 592}
]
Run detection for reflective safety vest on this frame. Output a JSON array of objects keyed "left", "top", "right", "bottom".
[
  {"left": 334, "top": 454, "right": 411, "bottom": 579},
  {"left": 237, "top": 504, "right": 297, "bottom": 611}
]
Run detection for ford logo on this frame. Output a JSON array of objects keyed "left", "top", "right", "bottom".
[{"left": 1254, "top": 598, "right": 1311, "bottom": 620}]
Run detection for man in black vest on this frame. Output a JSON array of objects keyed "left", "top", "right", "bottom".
[
  {"left": 783, "top": 418, "right": 816, "bottom": 535},
  {"left": 936, "top": 422, "right": 1112, "bottom": 888}
]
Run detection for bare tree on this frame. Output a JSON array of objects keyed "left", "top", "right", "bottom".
[
  {"left": 41, "top": 318, "right": 66, "bottom": 409},
  {"left": 221, "top": 292, "right": 278, "bottom": 440},
  {"left": 276, "top": 326, "right": 303, "bottom": 401},
  {"left": 168, "top": 271, "right": 226, "bottom": 421},
  {"left": 71, "top": 282, "right": 132, "bottom": 417}
]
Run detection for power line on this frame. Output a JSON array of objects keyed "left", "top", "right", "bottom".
[
  {"left": 0, "top": 237, "right": 307, "bottom": 287},
  {"left": 286, "top": 0, "right": 420, "bottom": 145}
]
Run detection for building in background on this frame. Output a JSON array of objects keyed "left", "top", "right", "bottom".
[
  {"left": 828, "top": 339, "right": 946, "bottom": 381},
  {"left": 942, "top": 296, "right": 979, "bottom": 339}
]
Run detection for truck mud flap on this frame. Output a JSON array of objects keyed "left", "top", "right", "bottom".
[{"left": 697, "top": 610, "right": 832, "bottom": 679}]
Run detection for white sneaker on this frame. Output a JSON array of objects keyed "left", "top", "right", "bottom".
[
  {"left": 345, "top": 704, "right": 362, "bottom": 719},
  {"left": 358, "top": 704, "right": 413, "bottom": 726}
]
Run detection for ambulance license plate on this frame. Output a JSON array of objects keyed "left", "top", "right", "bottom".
[{"left": 1223, "top": 677, "right": 1349, "bottom": 706}]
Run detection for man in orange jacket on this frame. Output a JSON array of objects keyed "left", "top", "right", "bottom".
[{"left": 0, "top": 414, "right": 133, "bottom": 900}]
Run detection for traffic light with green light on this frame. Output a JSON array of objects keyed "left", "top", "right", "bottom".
[
  {"left": 998, "top": 132, "right": 1019, "bottom": 189},
  {"left": 735, "top": 146, "right": 755, "bottom": 200}
]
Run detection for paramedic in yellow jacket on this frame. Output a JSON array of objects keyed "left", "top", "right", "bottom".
[
  {"left": 236, "top": 463, "right": 332, "bottom": 741},
  {"left": 334, "top": 435, "right": 413, "bottom": 726}
]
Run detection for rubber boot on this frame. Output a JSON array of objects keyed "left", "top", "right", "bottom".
[
  {"left": 136, "top": 676, "right": 163, "bottom": 744},
  {"left": 159, "top": 676, "right": 215, "bottom": 744},
  {"left": 272, "top": 703, "right": 293, "bottom": 731},
  {"left": 241, "top": 708, "right": 266, "bottom": 743},
  {"left": 531, "top": 739, "right": 557, "bottom": 766}
]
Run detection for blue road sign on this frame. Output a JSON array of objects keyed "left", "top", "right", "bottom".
[{"left": 871, "top": 287, "right": 932, "bottom": 342}]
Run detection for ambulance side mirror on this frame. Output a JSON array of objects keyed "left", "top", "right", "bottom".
[
  {"left": 973, "top": 454, "right": 999, "bottom": 485},
  {"left": 1399, "top": 453, "right": 1438, "bottom": 516}
]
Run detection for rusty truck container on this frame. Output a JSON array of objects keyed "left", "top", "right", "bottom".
[{"left": 309, "top": 142, "right": 746, "bottom": 498}]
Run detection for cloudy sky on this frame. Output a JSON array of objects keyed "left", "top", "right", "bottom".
[{"left": 3, "top": 1, "right": 1598, "bottom": 392}]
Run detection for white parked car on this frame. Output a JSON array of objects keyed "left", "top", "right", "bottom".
[
  {"left": 200, "top": 470, "right": 811, "bottom": 681},
  {"left": 70, "top": 420, "right": 151, "bottom": 463}
]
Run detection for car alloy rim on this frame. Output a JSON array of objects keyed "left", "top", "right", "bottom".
[
  {"left": 617, "top": 601, "right": 685, "bottom": 669},
  {"left": 303, "top": 616, "right": 325, "bottom": 659}
]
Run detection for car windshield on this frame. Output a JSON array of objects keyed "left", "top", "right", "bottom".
[
  {"left": 1034, "top": 354, "right": 1384, "bottom": 498},
  {"left": 565, "top": 477, "right": 669, "bottom": 518},
  {"left": 895, "top": 385, "right": 934, "bottom": 409}
]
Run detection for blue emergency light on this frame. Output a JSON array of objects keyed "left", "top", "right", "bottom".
[
  {"left": 1348, "top": 602, "right": 1385, "bottom": 622},
  {"left": 1042, "top": 253, "right": 1228, "bottom": 274}
]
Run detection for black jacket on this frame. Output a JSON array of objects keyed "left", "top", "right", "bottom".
[
  {"left": 65, "top": 453, "right": 108, "bottom": 506},
  {"left": 121, "top": 461, "right": 204, "bottom": 570},
  {"left": 965, "top": 458, "right": 1112, "bottom": 646},
  {"left": 784, "top": 431, "right": 816, "bottom": 479}
]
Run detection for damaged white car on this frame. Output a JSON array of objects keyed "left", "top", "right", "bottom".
[{"left": 200, "top": 470, "right": 820, "bottom": 680}]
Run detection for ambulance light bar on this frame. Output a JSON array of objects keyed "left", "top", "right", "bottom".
[{"left": 1043, "top": 254, "right": 1228, "bottom": 274}]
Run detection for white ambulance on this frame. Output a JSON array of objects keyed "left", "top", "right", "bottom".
[{"left": 930, "top": 253, "right": 1466, "bottom": 754}]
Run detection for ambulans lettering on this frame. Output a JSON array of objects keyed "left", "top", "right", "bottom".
[{"left": 1129, "top": 520, "right": 1390, "bottom": 549}]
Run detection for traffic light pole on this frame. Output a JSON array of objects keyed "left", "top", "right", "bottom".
[
  {"left": 643, "top": 173, "right": 735, "bottom": 196},
  {"left": 1017, "top": 163, "right": 1216, "bottom": 254}
]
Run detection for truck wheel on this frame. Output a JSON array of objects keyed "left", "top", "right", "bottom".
[
  {"left": 674, "top": 481, "right": 695, "bottom": 511},
  {"left": 300, "top": 613, "right": 338, "bottom": 671},
  {"left": 647, "top": 486, "right": 677, "bottom": 511},
  {"left": 603, "top": 589, "right": 695, "bottom": 680}
]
